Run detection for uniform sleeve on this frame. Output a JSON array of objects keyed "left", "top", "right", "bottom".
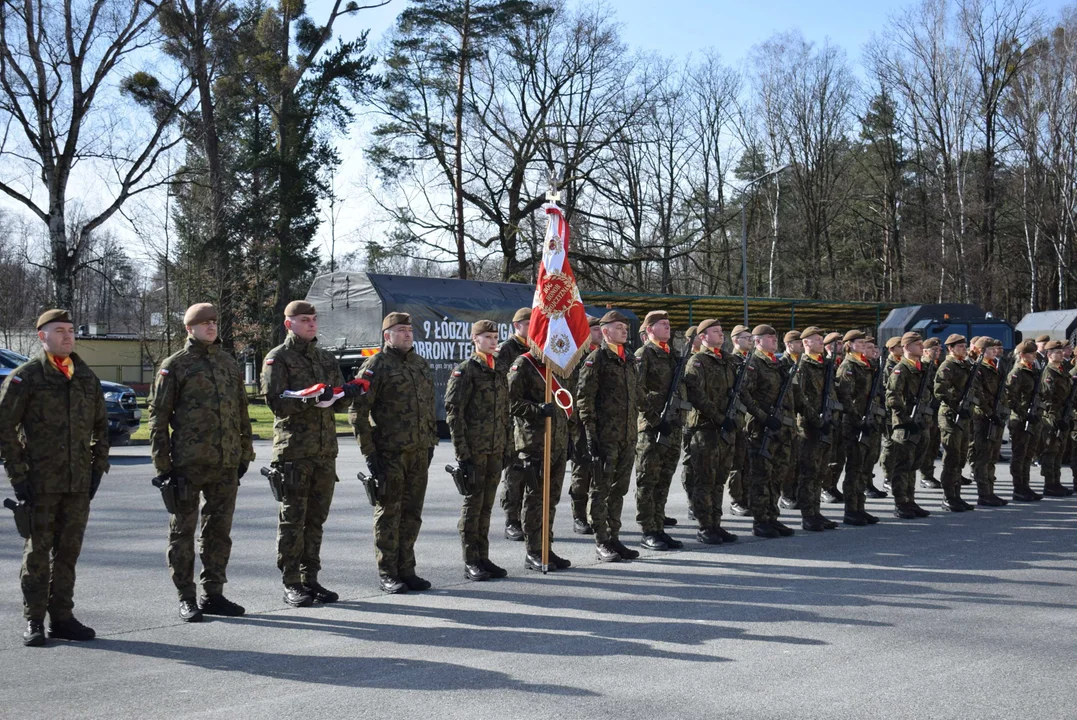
[
  {"left": 576, "top": 352, "right": 600, "bottom": 439},
  {"left": 685, "top": 362, "right": 724, "bottom": 426},
  {"left": 262, "top": 352, "right": 309, "bottom": 418},
  {"left": 933, "top": 363, "right": 958, "bottom": 407},
  {"left": 509, "top": 358, "right": 545, "bottom": 422},
  {"left": 836, "top": 366, "right": 856, "bottom": 415},
  {"left": 0, "top": 372, "right": 29, "bottom": 484},
  {"left": 886, "top": 367, "right": 911, "bottom": 424},
  {"left": 639, "top": 350, "right": 663, "bottom": 426},
  {"left": 91, "top": 377, "right": 111, "bottom": 475},
  {"left": 739, "top": 359, "right": 766, "bottom": 422},
  {"left": 348, "top": 357, "right": 380, "bottom": 457},
  {"left": 444, "top": 363, "right": 472, "bottom": 461},
  {"left": 237, "top": 364, "right": 255, "bottom": 463},
  {"left": 147, "top": 360, "right": 177, "bottom": 475},
  {"left": 327, "top": 359, "right": 350, "bottom": 413}
]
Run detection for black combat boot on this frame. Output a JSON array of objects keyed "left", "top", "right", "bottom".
[
  {"left": 595, "top": 543, "right": 622, "bottom": 562},
  {"left": 179, "top": 597, "right": 203, "bottom": 622},
  {"left": 573, "top": 518, "right": 594, "bottom": 535},
  {"left": 752, "top": 522, "right": 780, "bottom": 539},
  {"left": 23, "top": 619, "right": 45, "bottom": 647},
  {"left": 920, "top": 476, "right": 942, "bottom": 489},
  {"left": 697, "top": 528, "right": 722, "bottom": 545},
  {"left": 505, "top": 523, "right": 525, "bottom": 541},
  {"left": 821, "top": 488, "right": 843, "bottom": 504},
  {"left": 48, "top": 617, "right": 95, "bottom": 641},
  {"left": 865, "top": 483, "right": 888, "bottom": 499},
  {"left": 549, "top": 551, "right": 572, "bottom": 569},
  {"left": 466, "top": 563, "right": 492, "bottom": 581},
  {"left": 199, "top": 594, "right": 246, "bottom": 616},
  {"left": 612, "top": 538, "right": 640, "bottom": 560},
  {"left": 729, "top": 501, "right": 751, "bottom": 516},
  {"left": 1043, "top": 484, "right": 1069, "bottom": 497},
  {"left": 378, "top": 577, "right": 407, "bottom": 594},
  {"left": 770, "top": 520, "right": 795, "bottom": 537},
  {"left": 640, "top": 532, "right": 669, "bottom": 551},
  {"left": 842, "top": 511, "right": 868, "bottom": 526},
  {"left": 715, "top": 526, "right": 739, "bottom": 543},
  {"left": 801, "top": 515, "right": 825, "bottom": 532},
  {"left": 283, "top": 584, "right": 314, "bottom": 607},
  {"left": 663, "top": 516, "right": 678, "bottom": 527},
  {"left": 401, "top": 575, "right": 432, "bottom": 591},
  {"left": 893, "top": 504, "right": 917, "bottom": 519},
  {"left": 481, "top": 558, "right": 508, "bottom": 578},
  {"left": 911, "top": 502, "right": 931, "bottom": 517},
  {"left": 862, "top": 511, "right": 880, "bottom": 524},
  {"left": 303, "top": 583, "right": 339, "bottom": 605},
  {"left": 778, "top": 495, "right": 797, "bottom": 509},
  {"left": 658, "top": 531, "right": 683, "bottom": 549}
]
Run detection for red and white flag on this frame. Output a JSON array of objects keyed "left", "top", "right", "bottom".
[
  {"left": 280, "top": 378, "right": 369, "bottom": 407},
  {"left": 528, "top": 203, "right": 591, "bottom": 378}
]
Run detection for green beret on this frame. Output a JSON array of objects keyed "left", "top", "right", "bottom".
[
  {"left": 382, "top": 312, "right": 412, "bottom": 331},
  {"left": 472, "top": 319, "right": 497, "bottom": 335},
  {"left": 284, "top": 300, "right": 317, "bottom": 317},
  {"left": 183, "top": 303, "right": 217, "bottom": 326},
  {"left": 36, "top": 309, "right": 72, "bottom": 330},
  {"left": 600, "top": 310, "right": 629, "bottom": 325}
]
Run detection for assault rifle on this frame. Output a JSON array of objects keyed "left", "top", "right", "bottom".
[
  {"left": 818, "top": 354, "right": 844, "bottom": 446},
  {"left": 657, "top": 344, "right": 695, "bottom": 447},
  {"left": 953, "top": 356, "right": 984, "bottom": 422},
  {"left": 1024, "top": 364, "right": 1048, "bottom": 433},
  {"left": 758, "top": 356, "right": 800, "bottom": 460},
  {"left": 721, "top": 356, "right": 751, "bottom": 445},
  {"left": 859, "top": 359, "right": 887, "bottom": 445},
  {"left": 909, "top": 363, "right": 933, "bottom": 431}
]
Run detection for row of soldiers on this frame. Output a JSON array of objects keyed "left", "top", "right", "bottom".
[{"left": 4, "top": 304, "right": 1075, "bottom": 648}]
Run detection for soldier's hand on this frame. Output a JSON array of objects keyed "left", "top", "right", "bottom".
[
  {"left": 238, "top": 462, "right": 249, "bottom": 480},
  {"left": 317, "top": 385, "right": 335, "bottom": 402},
  {"left": 656, "top": 420, "right": 673, "bottom": 435},
  {"left": 89, "top": 470, "right": 103, "bottom": 500},
  {"left": 539, "top": 402, "right": 557, "bottom": 418},
  {"left": 12, "top": 480, "right": 33, "bottom": 504},
  {"left": 340, "top": 379, "right": 370, "bottom": 398},
  {"left": 721, "top": 417, "right": 737, "bottom": 433},
  {"left": 365, "top": 455, "right": 383, "bottom": 479},
  {"left": 587, "top": 437, "right": 603, "bottom": 463},
  {"left": 764, "top": 415, "right": 782, "bottom": 431}
]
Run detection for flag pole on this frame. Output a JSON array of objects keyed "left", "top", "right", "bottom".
[{"left": 541, "top": 358, "right": 552, "bottom": 574}]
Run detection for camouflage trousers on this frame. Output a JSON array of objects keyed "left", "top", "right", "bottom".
[
  {"left": 968, "top": 415, "right": 1004, "bottom": 496},
  {"left": 727, "top": 429, "right": 750, "bottom": 507},
  {"left": 374, "top": 447, "right": 430, "bottom": 579},
  {"left": 748, "top": 428, "right": 793, "bottom": 523},
  {"left": 21, "top": 491, "right": 90, "bottom": 620},
  {"left": 635, "top": 429, "right": 681, "bottom": 534},
  {"left": 1038, "top": 425, "right": 1065, "bottom": 488},
  {"left": 938, "top": 416, "right": 971, "bottom": 497},
  {"left": 590, "top": 440, "right": 635, "bottom": 544},
  {"left": 458, "top": 453, "right": 503, "bottom": 565},
  {"left": 168, "top": 466, "right": 239, "bottom": 599},
  {"left": 680, "top": 428, "right": 696, "bottom": 517},
  {"left": 880, "top": 422, "right": 896, "bottom": 482},
  {"left": 522, "top": 451, "right": 567, "bottom": 556},
  {"left": 500, "top": 449, "right": 526, "bottom": 527},
  {"left": 277, "top": 458, "right": 337, "bottom": 586},
  {"left": 841, "top": 423, "right": 875, "bottom": 513},
  {"left": 1008, "top": 422, "right": 1040, "bottom": 492},
  {"left": 919, "top": 424, "right": 941, "bottom": 481},
  {"left": 780, "top": 432, "right": 801, "bottom": 500},
  {"left": 826, "top": 433, "right": 845, "bottom": 493},
  {"left": 889, "top": 427, "right": 926, "bottom": 506},
  {"left": 568, "top": 431, "right": 593, "bottom": 522},
  {"left": 689, "top": 429, "right": 733, "bottom": 529},
  {"left": 795, "top": 432, "right": 828, "bottom": 518}
]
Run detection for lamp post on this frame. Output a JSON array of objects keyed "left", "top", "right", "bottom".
[{"left": 740, "top": 164, "right": 790, "bottom": 325}]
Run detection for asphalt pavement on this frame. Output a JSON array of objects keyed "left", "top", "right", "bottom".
[{"left": 1, "top": 439, "right": 1074, "bottom": 720}]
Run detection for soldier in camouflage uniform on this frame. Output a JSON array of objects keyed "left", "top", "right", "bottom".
[
  {"left": 822, "top": 332, "right": 847, "bottom": 504},
  {"left": 1038, "top": 340, "right": 1076, "bottom": 497},
  {"left": 508, "top": 344, "right": 572, "bottom": 571},
  {"left": 879, "top": 337, "right": 903, "bottom": 494},
  {"left": 862, "top": 338, "right": 887, "bottom": 498},
  {"left": 793, "top": 327, "right": 840, "bottom": 531},
  {"left": 683, "top": 319, "right": 740, "bottom": 545},
  {"left": 350, "top": 312, "right": 438, "bottom": 593},
  {"left": 740, "top": 325, "right": 798, "bottom": 539},
  {"left": 262, "top": 300, "right": 361, "bottom": 607},
  {"left": 933, "top": 334, "right": 979, "bottom": 512},
  {"left": 1007, "top": 340, "right": 1044, "bottom": 502},
  {"left": 149, "top": 303, "right": 255, "bottom": 622},
  {"left": 836, "top": 330, "right": 880, "bottom": 526},
  {"left": 726, "top": 325, "right": 754, "bottom": 516},
  {"left": 578, "top": 310, "right": 641, "bottom": 563},
  {"left": 0, "top": 310, "right": 108, "bottom": 647},
  {"left": 568, "top": 316, "right": 602, "bottom": 534},
  {"left": 681, "top": 327, "right": 703, "bottom": 522},
  {"left": 445, "top": 320, "right": 510, "bottom": 582},
  {"left": 777, "top": 330, "right": 803, "bottom": 509},
  {"left": 634, "top": 310, "right": 686, "bottom": 552},
  {"left": 885, "top": 332, "right": 932, "bottom": 519},
  {"left": 967, "top": 338, "right": 1010, "bottom": 506},
  {"left": 917, "top": 338, "right": 943, "bottom": 489},
  {"left": 496, "top": 307, "right": 532, "bottom": 541}
]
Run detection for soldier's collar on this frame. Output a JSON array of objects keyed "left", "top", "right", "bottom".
[
  {"left": 474, "top": 351, "right": 495, "bottom": 369},
  {"left": 286, "top": 331, "right": 317, "bottom": 352}
]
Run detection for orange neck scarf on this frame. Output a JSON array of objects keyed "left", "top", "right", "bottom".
[
  {"left": 709, "top": 347, "right": 722, "bottom": 359},
  {"left": 476, "top": 351, "right": 494, "bottom": 369},
  {"left": 656, "top": 341, "right": 670, "bottom": 353},
  {"left": 47, "top": 352, "right": 73, "bottom": 379},
  {"left": 608, "top": 343, "right": 625, "bottom": 360}
]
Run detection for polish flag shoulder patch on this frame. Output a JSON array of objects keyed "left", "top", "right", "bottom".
[
  {"left": 265, "top": 358, "right": 274, "bottom": 366},
  {"left": 894, "top": 369, "right": 901, "bottom": 374},
  {"left": 585, "top": 360, "right": 594, "bottom": 367},
  {"left": 452, "top": 370, "right": 462, "bottom": 377},
  {"left": 363, "top": 368, "right": 374, "bottom": 377},
  {"left": 159, "top": 368, "right": 170, "bottom": 376},
  {"left": 9, "top": 375, "right": 21, "bottom": 383}
]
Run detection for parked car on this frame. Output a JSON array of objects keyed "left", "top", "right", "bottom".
[{"left": 0, "top": 348, "right": 141, "bottom": 444}]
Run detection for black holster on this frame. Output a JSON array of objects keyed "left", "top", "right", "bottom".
[
  {"left": 357, "top": 471, "right": 380, "bottom": 507},
  {"left": 3, "top": 498, "right": 32, "bottom": 539},
  {"left": 446, "top": 464, "right": 474, "bottom": 496},
  {"left": 261, "top": 463, "right": 293, "bottom": 502},
  {"left": 152, "top": 474, "right": 189, "bottom": 514}
]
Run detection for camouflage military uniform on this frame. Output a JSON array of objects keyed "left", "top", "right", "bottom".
[
  {"left": 886, "top": 356, "right": 928, "bottom": 508},
  {"left": 262, "top": 331, "right": 346, "bottom": 587},
  {"left": 918, "top": 358, "right": 943, "bottom": 484},
  {"left": 879, "top": 353, "right": 900, "bottom": 484},
  {"left": 496, "top": 335, "right": 529, "bottom": 529},
  {"left": 726, "top": 349, "right": 752, "bottom": 508},
  {"left": 566, "top": 347, "right": 597, "bottom": 524},
  {"left": 968, "top": 358, "right": 1007, "bottom": 500},
  {"left": 508, "top": 354, "right": 569, "bottom": 557},
  {"left": 778, "top": 353, "right": 802, "bottom": 502},
  {"left": 683, "top": 348, "right": 738, "bottom": 529},
  {"left": 934, "top": 356, "right": 979, "bottom": 502},
  {"left": 837, "top": 353, "right": 877, "bottom": 514},
  {"left": 795, "top": 354, "right": 836, "bottom": 519},
  {"left": 0, "top": 352, "right": 109, "bottom": 621},
  {"left": 350, "top": 345, "right": 437, "bottom": 580},
  {"left": 741, "top": 349, "right": 797, "bottom": 523},
  {"left": 445, "top": 352, "right": 508, "bottom": 565},
  {"left": 634, "top": 342, "right": 685, "bottom": 535},
  {"left": 149, "top": 338, "right": 254, "bottom": 600},
  {"left": 1038, "top": 361, "right": 1071, "bottom": 491},
  {"left": 1006, "top": 360, "right": 1043, "bottom": 496},
  {"left": 578, "top": 343, "right": 640, "bottom": 545}
]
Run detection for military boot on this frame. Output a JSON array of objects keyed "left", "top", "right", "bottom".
[
  {"left": 819, "top": 515, "right": 839, "bottom": 529},
  {"left": 379, "top": 577, "right": 408, "bottom": 594},
  {"left": 658, "top": 531, "right": 683, "bottom": 549},
  {"left": 573, "top": 518, "right": 594, "bottom": 535},
  {"left": 199, "top": 594, "right": 245, "bottom": 616},
  {"left": 842, "top": 511, "right": 868, "bottom": 526},
  {"left": 821, "top": 488, "right": 843, "bottom": 504},
  {"left": 866, "top": 482, "right": 888, "bottom": 499},
  {"left": 23, "top": 619, "right": 45, "bottom": 647},
  {"left": 612, "top": 538, "right": 640, "bottom": 560},
  {"left": 179, "top": 597, "right": 203, "bottom": 623},
  {"left": 778, "top": 495, "right": 797, "bottom": 509},
  {"left": 663, "top": 517, "right": 678, "bottom": 527},
  {"left": 595, "top": 543, "right": 622, "bottom": 563},
  {"left": 862, "top": 511, "right": 880, "bottom": 524},
  {"left": 801, "top": 515, "right": 825, "bottom": 532},
  {"left": 893, "top": 504, "right": 917, "bottom": 519},
  {"left": 549, "top": 551, "right": 572, "bottom": 569},
  {"left": 1044, "top": 484, "right": 1070, "bottom": 497},
  {"left": 401, "top": 575, "right": 432, "bottom": 591},
  {"left": 715, "top": 526, "right": 739, "bottom": 543},
  {"left": 770, "top": 520, "right": 795, "bottom": 537},
  {"left": 752, "top": 522, "right": 780, "bottom": 539},
  {"left": 466, "top": 563, "right": 492, "bottom": 581},
  {"left": 304, "top": 583, "right": 339, "bottom": 604},
  {"left": 48, "top": 617, "right": 95, "bottom": 642},
  {"left": 920, "top": 476, "right": 942, "bottom": 489},
  {"left": 697, "top": 528, "right": 723, "bottom": 545},
  {"left": 729, "top": 501, "right": 751, "bottom": 516},
  {"left": 640, "top": 532, "right": 669, "bottom": 551},
  {"left": 911, "top": 502, "right": 931, "bottom": 517},
  {"left": 283, "top": 584, "right": 314, "bottom": 607},
  {"left": 1012, "top": 483, "right": 1042, "bottom": 502},
  {"left": 481, "top": 558, "right": 508, "bottom": 578},
  {"left": 505, "top": 523, "right": 525, "bottom": 541}
]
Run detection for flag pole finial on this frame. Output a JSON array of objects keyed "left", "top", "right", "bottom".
[{"left": 545, "top": 172, "right": 561, "bottom": 204}]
